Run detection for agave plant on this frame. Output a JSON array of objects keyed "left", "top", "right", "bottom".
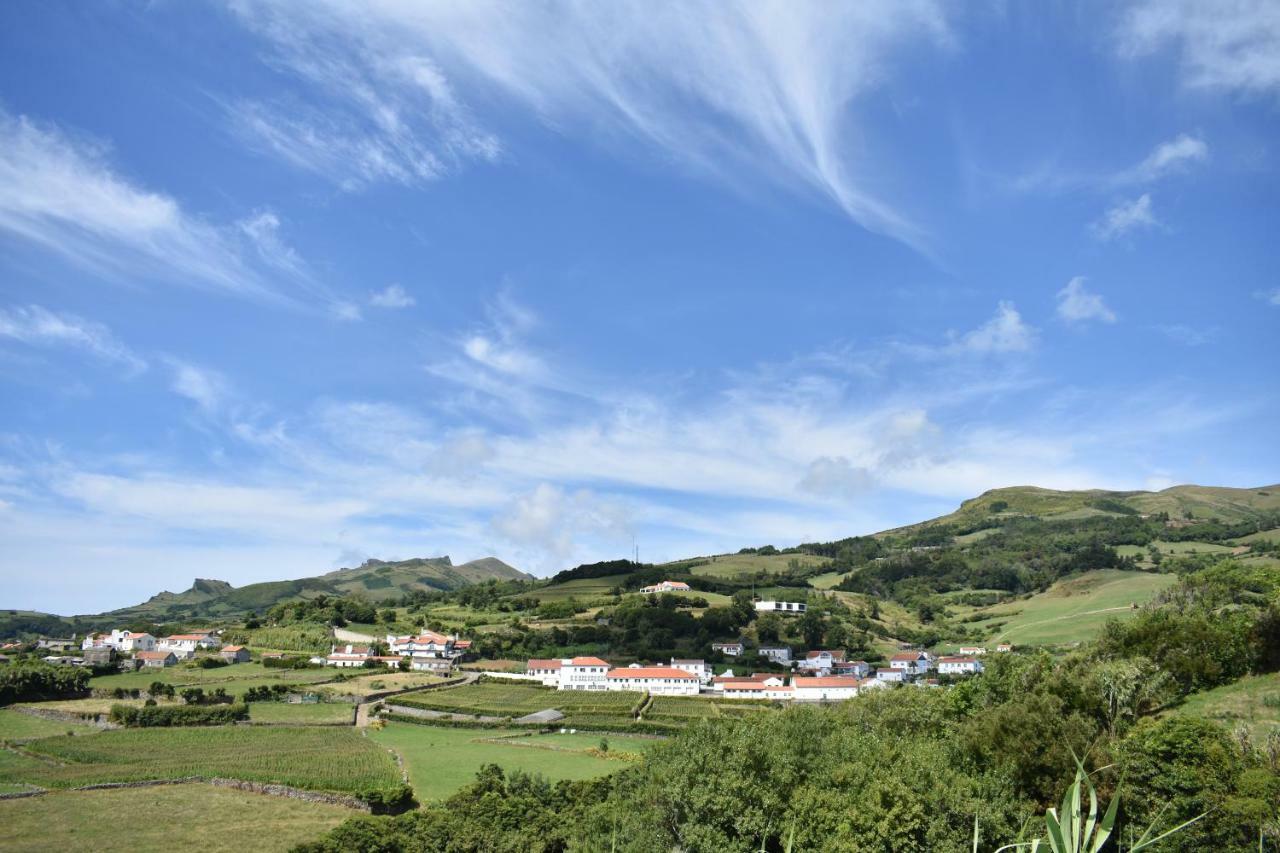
[{"left": 977, "top": 753, "right": 1207, "bottom": 853}]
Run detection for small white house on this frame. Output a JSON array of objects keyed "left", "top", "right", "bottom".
[
  {"left": 757, "top": 646, "right": 792, "bottom": 664},
  {"left": 792, "top": 676, "right": 860, "bottom": 702},
  {"left": 117, "top": 632, "right": 156, "bottom": 652},
  {"left": 937, "top": 656, "right": 984, "bottom": 676},
  {"left": 605, "top": 665, "right": 700, "bottom": 695},
  {"left": 670, "top": 658, "right": 713, "bottom": 682},
  {"left": 888, "top": 651, "right": 934, "bottom": 677},
  {"left": 797, "top": 650, "right": 846, "bottom": 673},
  {"left": 995, "top": 643, "right": 1014, "bottom": 653},
  {"left": 639, "top": 580, "right": 692, "bottom": 594},
  {"left": 956, "top": 646, "right": 987, "bottom": 656},
  {"left": 874, "top": 668, "right": 906, "bottom": 683},
  {"left": 157, "top": 634, "right": 217, "bottom": 659},
  {"left": 754, "top": 600, "right": 806, "bottom": 615},
  {"left": 325, "top": 644, "right": 373, "bottom": 667},
  {"left": 835, "top": 660, "right": 871, "bottom": 679},
  {"left": 711, "top": 642, "right": 744, "bottom": 656}
]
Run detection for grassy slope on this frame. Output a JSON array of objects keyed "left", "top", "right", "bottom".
[
  {"left": 685, "top": 553, "right": 831, "bottom": 578},
  {"left": 88, "top": 662, "right": 334, "bottom": 693},
  {"left": 0, "top": 784, "right": 350, "bottom": 853},
  {"left": 962, "top": 570, "right": 1178, "bottom": 646},
  {"left": 370, "top": 723, "right": 654, "bottom": 800},
  {"left": 1172, "top": 671, "right": 1280, "bottom": 740}
]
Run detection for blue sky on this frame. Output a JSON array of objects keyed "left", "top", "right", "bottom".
[{"left": 1, "top": 1, "right": 1277, "bottom": 614}]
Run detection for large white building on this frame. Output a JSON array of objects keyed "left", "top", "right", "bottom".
[
  {"left": 792, "top": 676, "right": 862, "bottom": 702},
  {"left": 755, "top": 600, "right": 806, "bottom": 615},
  {"left": 605, "top": 665, "right": 700, "bottom": 695},
  {"left": 670, "top": 658, "right": 713, "bottom": 682},
  {"left": 559, "top": 657, "right": 611, "bottom": 690}
]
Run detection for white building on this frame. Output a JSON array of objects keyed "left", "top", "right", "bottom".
[
  {"left": 792, "top": 676, "right": 861, "bottom": 702},
  {"left": 526, "top": 658, "right": 563, "bottom": 687},
  {"left": 117, "top": 632, "right": 156, "bottom": 652},
  {"left": 639, "top": 580, "right": 692, "bottom": 594},
  {"left": 995, "top": 643, "right": 1014, "bottom": 653},
  {"left": 387, "top": 630, "right": 468, "bottom": 671},
  {"left": 326, "top": 644, "right": 375, "bottom": 667},
  {"left": 754, "top": 600, "right": 806, "bottom": 615},
  {"left": 874, "top": 669, "right": 906, "bottom": 683},
  {"left": 758, "top": 646, "right": 792, "bottom": 664},
  {"left": 711, "top": 642, "right": 744, "bottom": 656},
  {"left": 157, "top": 634, "right": 218, "bottom": 659},
  {"left": 835, "top": 660, "right": 871, "bottom": 679},
  {"left": 670, "top": 658, "right": 713, "bottom": 682},
  {"left": 937, "top": 656, "right": 984, "bottom": 676},
  {"left": 797, "top": 650, "right": 846, "bottom": 673},
  {"left": 956, "top": 646, "right": 987, "bottom": 657},
  {"left": 721, "top": 681, "right": 793, "bottom": 701},
  {"left": 558, "top": 657, "right": 611, "bottom": 690},
  {"left": 605, "top": 665, "right": 700, "bottom": 695},
  {"left": 888, "top": 651, "right": 934, "bottom": 677}
]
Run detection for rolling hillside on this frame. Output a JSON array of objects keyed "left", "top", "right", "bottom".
[{"left": 107, "top": 556, "right": 531, "bottom": 620}]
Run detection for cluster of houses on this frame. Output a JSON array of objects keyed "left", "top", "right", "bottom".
[
  {"left": 316, "top": 630, "right": 472, "bottom": 671},
  {"left": 522, "top": 643, "right": 1011, "bottom": 702},
  {"left": 16, "top": 629, "right": 253, "bottom": 670}
]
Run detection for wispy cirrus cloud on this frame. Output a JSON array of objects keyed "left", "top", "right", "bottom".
[
  {"left": 0, "top": 304, "right": 147, "bottom": 375},
  {"left": 226, "top": 0, "right": 953, "bottom": 249},
  {"left": 0, "top": 108, "right": 355, "bottom": 316},
  {"left": 369, "top": 284, "right": 415, "bottom": 309},
  {"left": 1117, "top": 0, "right": 1280, "bottom": 97}
]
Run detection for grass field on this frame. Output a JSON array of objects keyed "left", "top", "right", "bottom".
[
  {"left": 312, "top": 671, "right": 446, "bottom": 699},
  {"left": 369, "top": 723, "right": 654, "bottom": 800},
  {"left": 964, "top": 570, "right": 1178, "bottom": 646},
  {"left": 1232, "top": 528, "right": 1280, "bottom": 545},
  {"left": 524, "top": 575, "right": 634, "bottom": 602},
  {"left": 809, "top": 571, "right": 849, "bottom": 590},
  {"left": 685, "top": 553, "right": 830, "bottom": 578},
  {"left": 0, "top": 709, "right": 96, "bottom": 741},
  {"left": 88, "top": 662, "right": 335, "bottom": 695},
  {"left": 246, "top": 702, "right": 355, "bottom": 725},
  {"left": 0, "top": 783, "right": 351, "bottom": 853},
  {"left": 395, "top": 681, "right": 636, "bottom": 717},
  {"left": 1115, "top": 540, "right": 1236, "bottom": 559},
  {"left": 0, "top": 726, "right": 399, "bottom": 792},
  {"left": 1173, "top": 672, "right": 1280, "bottom": 740},
  {"left": 13, "top": 697, "right": 161, "bottom": 716}
]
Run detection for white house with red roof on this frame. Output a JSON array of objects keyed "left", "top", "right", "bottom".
[
  {"left": 605, "top": 665, "right": 700, "bottom": 695},
  {"left": 937, "top": 656, "right": 984, "bottom": 676},
  {"left": 526, "top": 658, "right": 563, "bottom": 687},
  {"left": 386, "top": 630, "right": 467, "bottom": 671},
  {"left": 995, "top": 643, "right": 1014, "bottom": 653},
  {"left": 158, "top": 633, "right": 219, "bottom": 659},
  {"left": 558, "top": 657, "right": 611, "bottom": 690},
  {"left": 834, "top": 660, "right": 871, "bottom": 678},
  {"left": 957, "top": 646, "right": 987, "bottom": 656},
  {"left": 326, "top": 644, "right": 375, "bottom": 667},
  {"left": 670, "top": 658, "right": 713, "bottom": 682},
  {"left": 639, "top": 580, "right": 692, "bottom": 594},
  {"left": 888, "top": 651, "right": 934, "bottom": 677},
  {"left": 792, "top": 676, "right": 861, "bottom": 702},
  {"left": 797, "top": 650, "right": 846, "bottom": 673}
]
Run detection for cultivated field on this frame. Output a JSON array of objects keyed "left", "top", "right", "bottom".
[
  {"left": 311, "top": 670, "right": 447, "bottom": 699},
  {"left": 685, "top": 553, "right": 830, "bottom": 578},
  {"left": 962, "top": 570, "right": 1178, "bottom": 646},
  {"left": 394, "top": 681, "right": 636, "bottom": 718},
  {"left": 246, "top": 702, "right": 355, "bottom": 725},
  {"left": 369, "top": 723, "right": 654, "bottom": 800},
  {"left": 88, "top": 662, "right": 334, "bottom": 695},
  {"left": 1173, "top": 671, "right": 1280, "bottom": 740},
  {"left": 0, "top": 726, "right": 399, "bottom": 792},
  {"left": 0, "top": 709, "right": 97, "bottom": 741},
  {"left": 0, "top": 784, "right": 352, "bottom": 853}
]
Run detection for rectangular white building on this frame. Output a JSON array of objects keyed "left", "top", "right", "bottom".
[
  {"left": 755, "top": 600, "right": 806, "bottom": 615},
  {"left": 937, "top": 656, "right": 984, "bottom": 676},
  {"left": 670, "top": 658, "right": 713, "bottom": 682},
  {"left": 605, "top": 666, "right": 700, "bottom": 695},
  {"left": 792, "top": 676, "right": 861, "bottom": 702}
]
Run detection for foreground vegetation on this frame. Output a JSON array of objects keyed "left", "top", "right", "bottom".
[{"left": 0, "top": 784, "right": 353, "bottom": 853}]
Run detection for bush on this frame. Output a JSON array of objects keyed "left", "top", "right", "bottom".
[
  {"left": 108, "top": 702, "right": 249, "bottom": 727},
  {"left": 195, "top": 656, "right": 228, "bottom": 669},
  {"left": 358, "top": 783, "right": 417, "bottom": 815},
  {"left": 0, "top": 663, "right": 90, "bottom": 705}
]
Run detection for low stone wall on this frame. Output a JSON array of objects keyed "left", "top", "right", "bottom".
[{"left": 0, "top": 777, "right": 370, "bottom": 811}]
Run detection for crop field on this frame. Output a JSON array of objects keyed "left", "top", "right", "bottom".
[
  {"left": 644, "top": 696, "right": 773, "bottom": 722},
  {"left": 524, "top": 574, "right": 636, "bottom": 602},
  {"left": 312, "top": 670, "right": 446, "bottom": 699},
  {"left": 14, "top": 697, "right": 160, "bottom": 716},
  {"left": 619, "top": 589, "right": 733, "bottom": 607},
  {"left": 0, "top": 783, "right": 352, "bottom": 853},
  {"left": 0, "top": 709, "right": 96, "bottom": 741},
  {"left": 246, "top": 702, "right": 355, "bottom": 725},
  {"left": 686, "top": 553, "right": 830, "bottom": 578},
  {"left": 0, "top": 726, "right": 399, "bottom": 792},
  {"left": 88, "top": 662, "right": 335, "bottom": 694},
  {"left": 1173, "top": 671, "right": 1280, "bottom": 740},
  {"left": 395, "top": 681, "right": 635, "bottom": 717},
  {"left": 964, "top": 570, "right": 1178, "bottom": 646},
  {"left": 369, "top": 723, "right": 651, "bottom": 800}
]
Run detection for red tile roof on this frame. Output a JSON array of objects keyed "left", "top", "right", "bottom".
[
  {"left": 793, "top": 676, "right": 860, "bottom": 688},
  {"left": 805, "top": 650, "right": 846, "bottom": 661},
  {"left": 135, "top": 651, "right": 173, "bottom": 660},
  {"left": 606, "top": 666, "right": 697, "bottom": 680},
  {"left": 938, "top": 657, "right": 979, "bottom": 664},
  {"left": 890, "top": 652, "right": 926, "bottom": 662},
  {"left": 221, "top": 645, "right": 245, "bottom": 652},
  {"left": 527, "top": 659, "right": 563, "bottom": 670},
  {"left": 568, "top": 657, "right": 609, "bottom": 667}
]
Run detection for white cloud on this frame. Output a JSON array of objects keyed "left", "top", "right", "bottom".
[
  {"left": 797, "top": 456, "right": 876, "bottom": 499},
  {"left": 490, "top": 483, "right": 631, "bottom": 564},
  {"left": 370, "top": 284, "right": 415, "bottom": 308},
  {"left": 1259, "top": 288, "right": 1280, "bottom": 307},
  {"left": 1118, "top": 0, "right": 1280, "bottom": 96},
  {"left": 954, "top": 301, "right": 1037, "bottom": 354},
  {"left": 1056, "top": 277, "right": 1117, "bottom": 325},
  {"left": 1156, "top": 323, "right": 1217, "bottom": 345},
  {"left": 227, "top": 0, "right": 953, "bottom": 247},
  {"left": 0, "top": 304, "right": 147, "bottom": 374},
  {"left": 331, "top": 301, "right": 363, "bottom": 322},
  {"left": 1129, "top": 133, "right": 1209, "bottom": 182},
  {"left": 1092, "top": 193, "right": 1160, "bottom": 241},
  {"left": 167, "top": 360, "right": 230, "bottom": 413}
]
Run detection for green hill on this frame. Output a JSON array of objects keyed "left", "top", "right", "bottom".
[
  {"left": 884, "top": 482, "right": 1280, "bottom": 534},
  {"left": 107, "top": 556, "right": 532, "bottom": 621}
]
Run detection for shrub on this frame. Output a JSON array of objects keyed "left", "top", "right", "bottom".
[
  {"left": 358, "top": 783, "right": 417, "bottom": 815},
  {"left": 195, "top": 656, "right": 228, "bottom": 669},
  {"left": 0, "top": 663, "right": 89, "bottom": 705},
  {"left": 109, "top": 702, "right": 249, "bottom": 727}
]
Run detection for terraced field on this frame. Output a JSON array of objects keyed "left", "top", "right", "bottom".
[
  {"left": 88, "top": 662, "right": 334, "bottom": 695},
  {"left": 394, "top": 681, "right": 637, "bottom": 718},
  {"left": 246, "top": 702, "right": 355, "bottom": 725}
]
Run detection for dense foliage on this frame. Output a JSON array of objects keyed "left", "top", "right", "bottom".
[
  {"left": 108, "top": 702, "right": 248, "bottom": 726},
  {"left": 0, "top": 662, "right": 89, "bottom": 705}
]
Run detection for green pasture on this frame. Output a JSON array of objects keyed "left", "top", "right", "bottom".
[
  {"left": 0, "top": 709, "right": 96, "bottom": 742},
  {"left": 685, "top": 553, "right": 830, "bottom": 578},
  {"left": 88, "top": 661, "right": 334, "bottom": 694},
  {"left": 1172, "top": 671, "right": 1280, "bottom": 741},
  {"left": 0, "top": 783, "right": 351, "bottom": 853}
]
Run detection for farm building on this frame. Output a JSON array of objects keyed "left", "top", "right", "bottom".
[
  {"left": 711, "top": 641, "right": 744, "bottom": 656},
  {"left": 792, "top": 676, "right": 861, "bottom": 702},
  {"left": 220, "top": 645, "right": 250, "bottom": 664},
  {"left": 136, "top": 650, "right": 177, "bottom": 669},
  {"left": 639, "top": 580, "right": 691, "bottom": 594}
]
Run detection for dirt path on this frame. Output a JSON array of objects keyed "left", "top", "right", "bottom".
[{"left": 355, "top": 670, "right": 478, "bottom": 728}]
